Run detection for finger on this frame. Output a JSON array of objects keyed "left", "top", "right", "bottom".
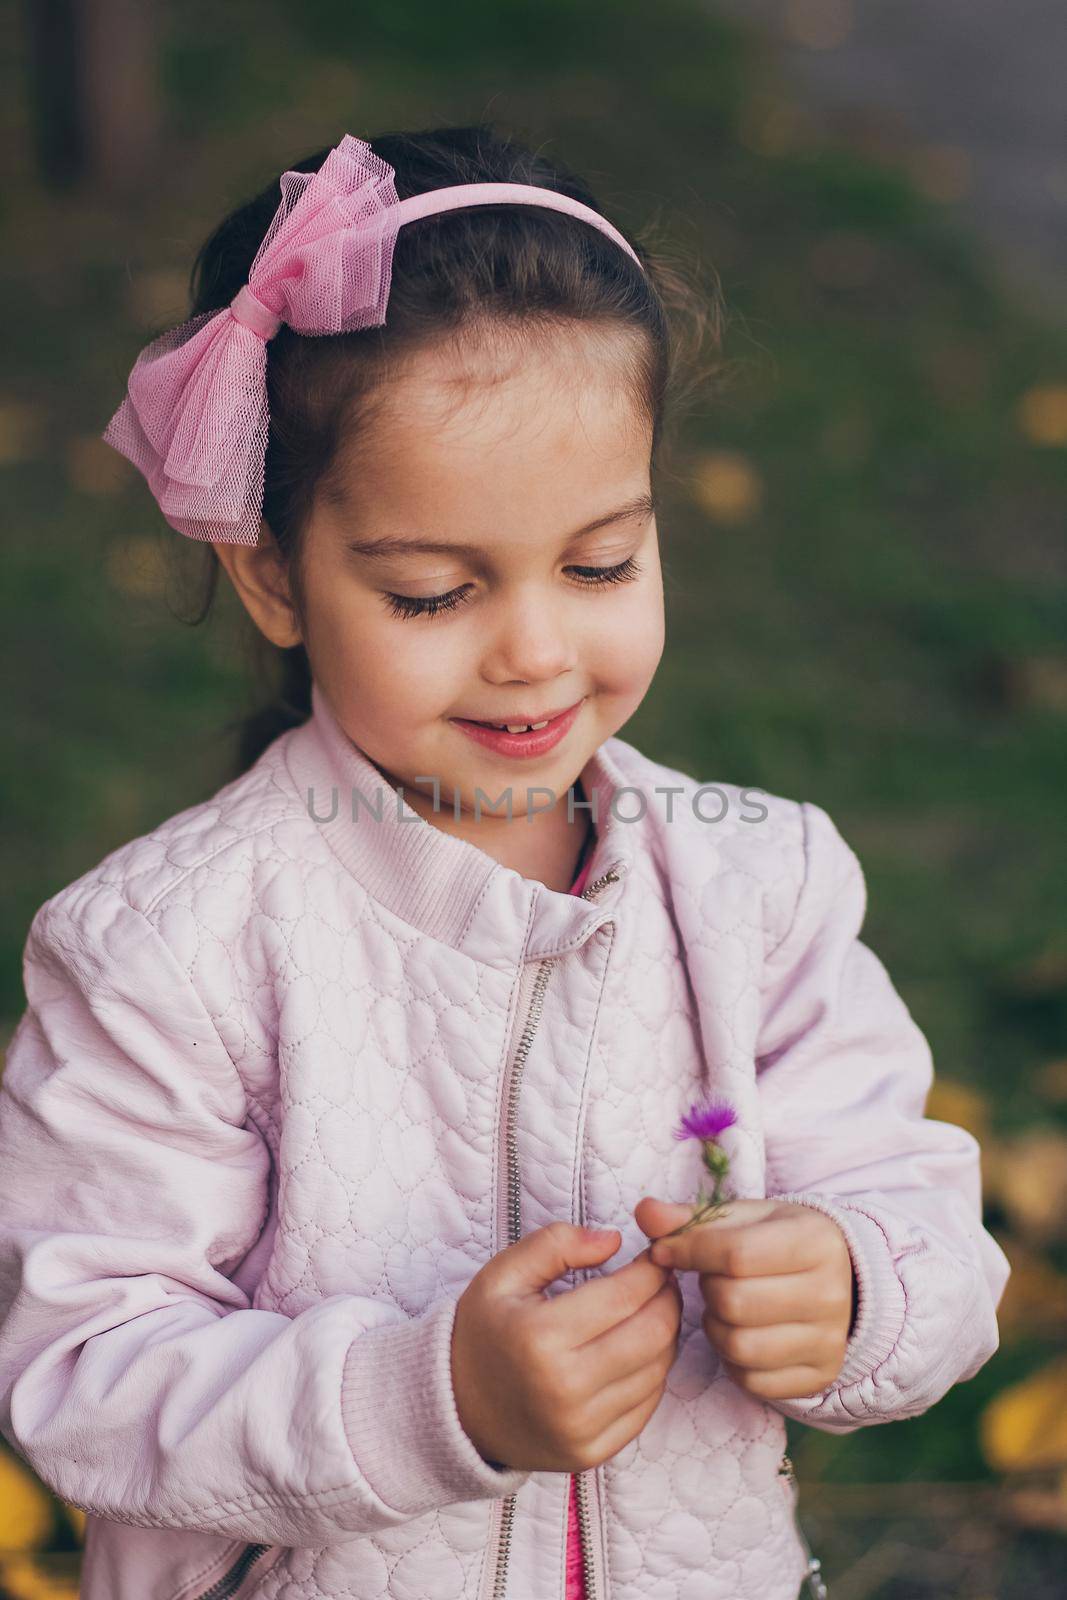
[
  {"left": 653, "top": 1209, "right": 823, "bottom": 1277},
  {"left": 539, "top": 1249, "right": 676, "bottom": 1347},
  {"left": 580, "top": 1352, "right": 676, "bottom": 1467},
  {"left": 588, "top": 1344, "right": 671, "bottom": 1446},
  {"left": 637, "top": 1196, "right": 778, "bottom": 1244},
  {"left": 703, "top": 1311, "right": 837, "bottom": 1373},
  {"left": 718, "top": 1356, "right": 832, "bottom": 1402},
  {"left": 701, "top": 1267, "right": 824, "bottom": 1328},
  {"left": 572, "top": 1273, "right": 682, "bottom": 1389}
]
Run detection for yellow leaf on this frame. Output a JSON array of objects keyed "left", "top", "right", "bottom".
[
  {"left": 0, "top": 1552, "right": 80, "bottom": 1598},
  {"left": 689, "top": 450, "right": 763, "bottom": 525},
  {"left": 0, "top": 1449, "right": 54, "bottom": 1550},
  {"left": 993, "top": 1240, "right": 1067, "bottom": 1339},
  {"left": 1016, "top": 384, "right": 1067, "bottom": 446},
  {"left": 925, "top": 1078, "right": 991, "bottom": 1142},
  {"left": 983, "top": 1131, "right": 1067, "bottom": 1244},
  {"left": 980, "top": 1351, "right": 1067, "bottom": 1472}
]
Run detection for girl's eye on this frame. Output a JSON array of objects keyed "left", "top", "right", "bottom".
[
  {"left": 568, "top": 555, "right": 643, "bottom": 587},
  {"left": 384, "top": 586, "right": 472, "bottom": 621},
  {"left": 382, "top": 555, "right": 643, "bottom": 621}
]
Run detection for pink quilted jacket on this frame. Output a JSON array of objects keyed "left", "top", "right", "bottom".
[{"left": 0, "top": 680, "right": 1010, "bottom": 1600}]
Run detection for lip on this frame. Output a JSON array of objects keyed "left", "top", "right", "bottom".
[
  {"left": 449, "top": 699, "right": 585, "bottom": 759},
  {"left": 459, "top": 701, "right": 581, "bottom": 728}
]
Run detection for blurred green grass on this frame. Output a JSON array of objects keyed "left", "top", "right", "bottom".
[{"left": 1, "top": 0, "right": 1066, "bottom": 1577}]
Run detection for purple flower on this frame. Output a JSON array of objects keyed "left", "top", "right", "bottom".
[
  {"left": 658, "top": 1096, "right": 739, "bottom": 1240},
  {"left": 673, "top": 1098, "right": 738, "bottom": 1144}
]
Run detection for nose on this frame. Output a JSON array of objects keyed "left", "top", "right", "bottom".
[{"left": 480, "top": 584, "right": 579, "bottom": 686}]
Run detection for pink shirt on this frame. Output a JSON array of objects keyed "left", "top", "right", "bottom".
[{"left": 565, "top": 838, "right": 595, "bottom": 1599}]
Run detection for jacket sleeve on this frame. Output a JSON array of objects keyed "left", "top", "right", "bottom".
[
  {"left": 755, "top": 800, "right": 1011, "bottom": 1433},
  {"left": 0, "top": 880, "right": 529, "bottom": 1545}
]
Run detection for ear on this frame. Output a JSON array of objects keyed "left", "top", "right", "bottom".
[{"left": 211, "top": 518, "right": 302, "bottom": 649}]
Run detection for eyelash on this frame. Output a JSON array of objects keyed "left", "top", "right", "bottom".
[{"left": 382, "top": 556, "right": 644, "bottom": 620}]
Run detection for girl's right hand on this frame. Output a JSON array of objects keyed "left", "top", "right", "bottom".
[{"left": 451, "top": 1222, "right": 682, "bottom": 1473}]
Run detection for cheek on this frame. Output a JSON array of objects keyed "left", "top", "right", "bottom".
[
  {"left": 598, "top": 584, "right": 665, "bottom": 689},
  {"left": 344, "top": 619, "right": 469, "bottom": 725},
  {"left": 311, "top": 580, "right": 455, "bottom": 679}
]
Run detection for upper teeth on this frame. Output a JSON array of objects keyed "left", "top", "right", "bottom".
[{"left": 490, "top": 720, "right": 550, "bottom": 732}]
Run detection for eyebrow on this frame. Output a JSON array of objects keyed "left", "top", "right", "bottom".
[{"left": 342, "top": 490, "right": 658, "bottom": 561}]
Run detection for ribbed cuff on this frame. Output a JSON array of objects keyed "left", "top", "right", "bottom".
[
  {"left": 339, "top": 1295, "right": 531, "bottom": 1515},
  {"left": 774, "top": 1192, "right": 907, "bottom": 1392}
]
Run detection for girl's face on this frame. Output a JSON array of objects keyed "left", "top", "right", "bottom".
[{"left": 223, "top": 325, "right": 665, "bottom": 861}]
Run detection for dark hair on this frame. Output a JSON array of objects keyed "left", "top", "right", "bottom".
[{"left": 173, "top": 123, "right": 727, "bottom": 775}]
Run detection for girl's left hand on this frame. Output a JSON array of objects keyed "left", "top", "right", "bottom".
[{"left": 633, "top": 1197, "right": 856, "bottom": 1401}]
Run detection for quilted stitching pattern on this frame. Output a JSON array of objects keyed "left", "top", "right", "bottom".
[{"left": 0, "top": 682, "right": 1006, "bottom": 1598}]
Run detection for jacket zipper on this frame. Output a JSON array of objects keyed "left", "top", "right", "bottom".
[
  {"left": 778, "top": 1455, "right": 828, "bottom": 1599},
  {"left": 487, "top": 864, "right": 622, "bottom": 1600},
  {"left": 572, "top": 1464, "right": 602, "bottom": 1598},
  {"left": 188, "top": 1541, "right": 271, "bottom": 1600}
]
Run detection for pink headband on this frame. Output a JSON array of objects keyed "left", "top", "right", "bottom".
[{"left": 102, "top": 132, "right": 645, "bottom": 546}]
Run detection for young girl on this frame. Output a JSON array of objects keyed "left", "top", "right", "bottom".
[{"left": 0, "top": 126, "right": 1009, "bottom": 1600}]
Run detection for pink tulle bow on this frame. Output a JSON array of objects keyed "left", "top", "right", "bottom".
[{"left": 102, "top": 134, "right": 401, "bottom": 545}]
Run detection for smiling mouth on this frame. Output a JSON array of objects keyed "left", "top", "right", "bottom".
[
  {"left": 475, "top": 718, "right": 551, "bottom": 732},
  {"left": 459, "top": 700, "right": 584, "bottom": 733}
]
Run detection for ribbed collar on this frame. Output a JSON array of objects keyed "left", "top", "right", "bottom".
[{"left": 281, "top": 681, "right": 635, "bottom": 967}]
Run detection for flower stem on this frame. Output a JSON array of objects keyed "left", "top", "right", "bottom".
[{"left": 660, "top": 1140, "right": 735, "bottom": 1237}]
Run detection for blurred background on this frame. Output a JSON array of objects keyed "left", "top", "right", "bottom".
[{"left": 2, "top": 1, "right": 1066, "bottom": 1595}]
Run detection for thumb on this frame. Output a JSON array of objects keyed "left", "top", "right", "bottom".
[
  {"left": 497, "top": 1222, "right": 620, "bottom": 1296},
  {"left": 633, "top": 1195, "right": 699, "bottom": 1243}
]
